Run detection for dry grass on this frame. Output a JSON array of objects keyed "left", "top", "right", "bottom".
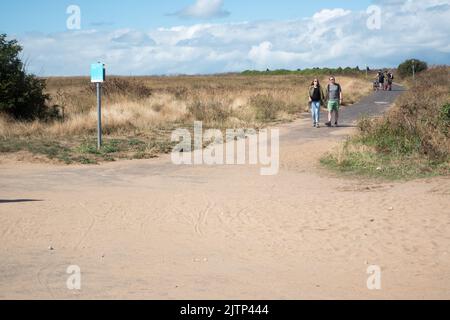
[{"left": 0, "top": 74, "right": 371, "bottom": 163}]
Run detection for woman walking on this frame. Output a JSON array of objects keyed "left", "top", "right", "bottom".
[{"left": 308, "top": 79, "right": 325, "bottom": 128}]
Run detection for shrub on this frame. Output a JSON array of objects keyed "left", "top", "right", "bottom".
[
  {"left": 187, "top": 100, "right": 231, "bottom": 124},
  {"left": 0, "top": 34, "right": 50, "bottom": 120},
  {"left": 249, "top": 94, "right": 285, "bottom": 122},
  {"left": 358, "top": 119, "right": 421, "bottom": 156},
  {"left": 397, "top": 59, "right": 428, "bottom": 78},
  {"left": 439, "top": 103, "right": 450, "bottom": 136}
]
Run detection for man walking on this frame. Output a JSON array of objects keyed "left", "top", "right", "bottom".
[{"left": 325, "top": 76, "right": 343, "bottom": 127}]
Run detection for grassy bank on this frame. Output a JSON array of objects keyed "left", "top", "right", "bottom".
[
  {"left": 0, "top": 74, "right": 371, "bottom": 164},
  {"left": 321, "top": 67, "right": 450, "bottom": 180}
]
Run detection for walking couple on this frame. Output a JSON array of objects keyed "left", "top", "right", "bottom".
[{"left": 308, "top": 76, "right": 343, "bottom": 128}]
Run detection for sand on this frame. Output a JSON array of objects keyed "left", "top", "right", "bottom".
[{"left": 0, "top": 114, "right": 449, "bottom": 299}]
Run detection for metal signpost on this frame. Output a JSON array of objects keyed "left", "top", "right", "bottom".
[{"left": 91, "top": 63, "right": 106, "bottom": 149}]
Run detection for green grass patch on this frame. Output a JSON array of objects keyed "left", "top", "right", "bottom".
[
  {"left": 0, "top": 134, "right": 176, "bottom": 164},
  {"left": 321, "top": 139, "right": 450, "bottom": 180},
  {"left": 0, "top": 137, "right": 73, "bottom": 163}
]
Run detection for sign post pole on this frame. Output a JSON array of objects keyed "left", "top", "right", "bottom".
[
  {"left": 91, "top": 62, "right": 106, "bottom": 150},
  {"left": 96, "top": 82, "right": 102, "bottom": 149}
]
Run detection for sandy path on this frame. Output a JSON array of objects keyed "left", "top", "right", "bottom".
[{"left": 0, "top": 86, "right": 449, "bottom": 299}]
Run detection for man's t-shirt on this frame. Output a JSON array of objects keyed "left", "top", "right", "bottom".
[{"left": 328, "top": 84, "right": 341, "bottom": 101}]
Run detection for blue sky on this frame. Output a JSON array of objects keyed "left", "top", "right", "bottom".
[
  {"left": 1, "top": 0, "right": 449, "bottom": 76},
  {"left": 1, "top": 1, "right": 372, "bottom": 34}
]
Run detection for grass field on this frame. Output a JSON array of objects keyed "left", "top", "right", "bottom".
[{"left": 0, "top": 74, "right": 371, "bottom": 164}]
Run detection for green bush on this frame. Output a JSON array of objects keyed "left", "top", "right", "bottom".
[
  {"left": 441, "top": 103, "right": 450, "bottom": 122},
  {"left": 397, "top": 59, "right": 428, "bottom": 78},
  {"left": 0, "top": 34, "right": 50, "bottom": 120},
  {"left": 358, "top": 120, "right": 421, "bottom": 156},
  {"left": 440, "top": 103, "right": 450, "bottom": 136}
]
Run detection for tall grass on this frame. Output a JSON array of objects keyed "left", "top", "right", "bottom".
[{"left": 0, "top": 74, "right": 370, "bottom": 163}]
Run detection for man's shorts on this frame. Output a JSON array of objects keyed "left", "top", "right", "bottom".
[{"left": 327, "top": 100, "right": 340, "bottom": 112}]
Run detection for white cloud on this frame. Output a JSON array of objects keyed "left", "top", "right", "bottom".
[
  {"left": 18, "top": 0, "right": 450, "bottom": 76},
  {"left": 174, "top": 0, "right": 230, "bottom": 19},
  {"left": 111, "top": 30, "right": 156, "bottom": 46},
  {"left": 312, "top": 8, "right": 351, "bottom": 23}
]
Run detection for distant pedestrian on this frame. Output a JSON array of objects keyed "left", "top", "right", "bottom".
[
  {"left": 386, "top": 71, "right": 394, "bottom": 91},
  {"left": 308, "top": 78, "right": 325, "bottom": 128},
  {"left": 378, "top": 70, "right": 385, "bottom": 91},
  {"left": 325, "top": 76, "right": 343, "bottom": 127},
  {"left": 384, "top": 71, "right": 389, "bottom": 90}
]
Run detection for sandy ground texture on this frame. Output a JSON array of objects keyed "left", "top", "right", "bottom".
[{"left": 0, "top": 85, "right": 449, "bottom": 299}]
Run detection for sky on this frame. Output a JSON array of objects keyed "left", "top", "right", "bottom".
[{"left": 1, "top": 0, "right": 449, "bottom": 76}]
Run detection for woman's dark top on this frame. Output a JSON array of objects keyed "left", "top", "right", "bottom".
[{"left": 311, "top": 87, "right": 321, "bottom": 101}]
